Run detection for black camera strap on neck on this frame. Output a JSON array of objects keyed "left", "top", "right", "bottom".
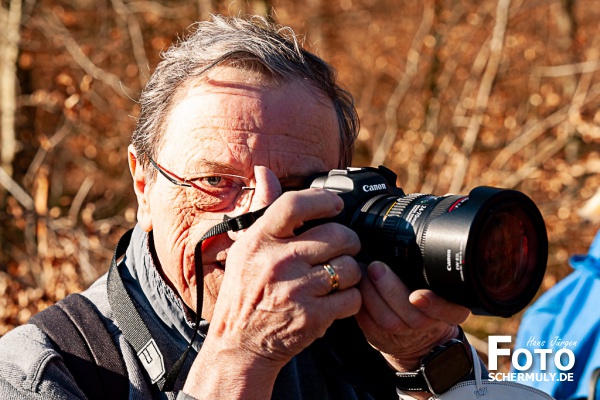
[{"left": 107, "top": 206, "right": 268, "bottom": 392}]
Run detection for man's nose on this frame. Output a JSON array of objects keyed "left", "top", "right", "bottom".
[{"left": 227, "top": 165, "right": 282, "bottom": 240}]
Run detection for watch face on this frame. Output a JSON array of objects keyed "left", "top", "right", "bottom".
[{"left": 423, "top": 341, "right": 472, "bottom": 394}]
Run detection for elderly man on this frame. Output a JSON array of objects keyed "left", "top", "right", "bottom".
[{"left": 0, "top": 15, "right": 471, "bottom": 399}]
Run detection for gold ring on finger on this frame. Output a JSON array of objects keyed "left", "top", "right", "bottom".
[{"left": 322, "top": 263, "right": 339, "bottom": 293}]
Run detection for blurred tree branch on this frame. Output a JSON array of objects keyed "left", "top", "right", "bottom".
[
  {"left": 419, "top": 2, "right": 468, "bottom": 194},
  {"left": 34, "top": 10, "right": 134, "bottom": 98},
  {"left": 450, "top": 0, "right": 511, "bottom": 193},
  {"left": 535, "top": 60, "right": 600, "bottom": 77},
  {"left": 371, "top": 0, "right": 434, "bottom": 167},
  {"left": 110, "top": 0, "right": 149, "bottom": 88},
  {"left": 0, "top": 167, "right": 34, "bottom": 210},
  {"left": 23, "top": 118, "right": 72, "bottom": 189},
  {"left": 0, "top": 0, "right": 21, "bottom": 178},
  {"left": 127, "top": 1, "right": 194, "bottom": 18},
  {"left": 486, "top": 33, "right": 600, "bottom": 189}
]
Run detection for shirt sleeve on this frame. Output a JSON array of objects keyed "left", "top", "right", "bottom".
[{"left": 0, "top": 324, "right": 87, "bottom": 399}]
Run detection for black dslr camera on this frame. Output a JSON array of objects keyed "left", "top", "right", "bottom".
[{"left": 299, "top": 166, "right": 548, "bottom": 317}]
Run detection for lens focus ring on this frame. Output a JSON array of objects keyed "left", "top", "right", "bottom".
[{"left": 381, "top": 194, "right": 427, "bottom": 241}]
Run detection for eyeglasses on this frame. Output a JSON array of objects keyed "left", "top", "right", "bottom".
[{"left": 149, "top": 158, "right": 255, "bottom": 212}]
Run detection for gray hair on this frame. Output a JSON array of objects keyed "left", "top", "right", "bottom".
[{"left": 131, "top": 15, "right": 359, "bottom": 175}]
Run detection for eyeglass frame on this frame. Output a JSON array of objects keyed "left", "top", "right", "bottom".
[
  {"left": 148, "top": 156, "right": 326, "bottom": 207},
  {"left": 148, "top": 157, "right": 256, "bottom": 209}
]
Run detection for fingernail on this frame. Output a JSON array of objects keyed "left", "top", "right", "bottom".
[
  {"left": 368, "top": 262, "right": 387, "bottom": 281},
  {"left": 334, "top": 195, "right": 344, "bottom": 213},
  {"left": 411, "top": 293, "right": 431, "bottom": 310}
]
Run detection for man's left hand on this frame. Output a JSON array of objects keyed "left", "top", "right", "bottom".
[{"left": 355, "top": 261, "right": 470, "bottom": 373}]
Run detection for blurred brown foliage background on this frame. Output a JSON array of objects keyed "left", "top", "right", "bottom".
[{"left": 2, "top": 0, "right": 600, "bottom": 356}]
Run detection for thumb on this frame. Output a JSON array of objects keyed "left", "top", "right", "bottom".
[{"left": 228, "top": 165, "right": 281, "bottom": 240}]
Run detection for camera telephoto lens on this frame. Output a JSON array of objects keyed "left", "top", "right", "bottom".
[
  {"left": 352, "top": 187, "right": 547, "bottom": 317},
  {"left": 310, "top": 167, "right": 548, "bottom": 317}
]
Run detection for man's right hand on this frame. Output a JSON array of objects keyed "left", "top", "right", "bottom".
[{"left": 183, "top": 166, "right": 363, "bottom": 399}]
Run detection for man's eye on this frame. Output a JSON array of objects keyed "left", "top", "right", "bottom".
[
  {"left": 204, "top": 176, "right": 224, "bottom": 187},
  {"left": 187, "top": 174, "right": 245, "bottom": 197},
  {"left": 193, "top": 175, "right": 241, "bottom": 191}
]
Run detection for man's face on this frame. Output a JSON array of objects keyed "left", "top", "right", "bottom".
[{"left": 130, "top": 67, "right": 341, "bottom": 320}]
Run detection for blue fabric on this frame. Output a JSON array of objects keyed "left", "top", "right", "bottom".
[{"left": 513, "top": 229, "right": 600, "bottom": 399}]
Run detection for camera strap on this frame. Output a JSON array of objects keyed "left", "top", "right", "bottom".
[{"left": 107, "top": 206, "right": 268, "bottom": 392}]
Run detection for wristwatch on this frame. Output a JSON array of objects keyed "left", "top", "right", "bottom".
[{"left": 394, "top": 337, "right": 473, "bottom": 396}]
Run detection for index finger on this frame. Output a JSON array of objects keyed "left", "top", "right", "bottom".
[{"left": 256, "top": 189, "right": 344, "bottom": 238}]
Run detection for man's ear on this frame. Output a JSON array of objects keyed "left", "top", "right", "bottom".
[{"left": 128, "top": 144, "right": 153, "bottom": 232}]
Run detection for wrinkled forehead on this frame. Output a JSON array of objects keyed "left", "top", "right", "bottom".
[{"left": 156, "top": 66, "right": 341, "bottom": 177}]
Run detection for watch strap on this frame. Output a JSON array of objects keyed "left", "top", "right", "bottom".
[
  {"left": 393, "top": 327, "right": 471, "bottom": 393},
  {"left": 394, "top": 370, "right": 428, "bottom": 392}
]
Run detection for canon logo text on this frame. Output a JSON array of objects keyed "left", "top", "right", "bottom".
[{"left": 362, "top": 183, "right": 387, "bottom": 192}]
